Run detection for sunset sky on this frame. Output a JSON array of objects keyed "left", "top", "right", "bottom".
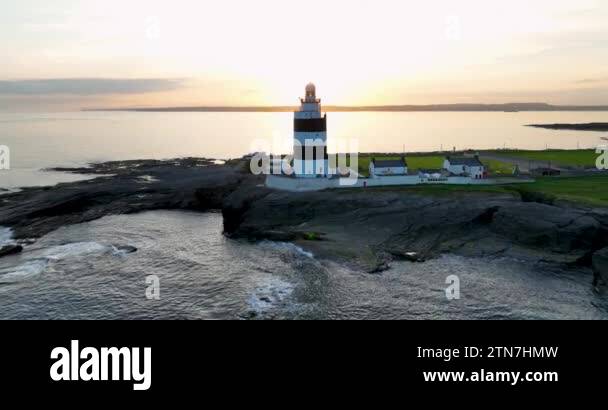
[{"left": 2, "top": 0, "right": 608, "bottom": 111}]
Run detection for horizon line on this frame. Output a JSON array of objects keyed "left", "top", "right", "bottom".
[{"left": 84, "top": 102, "right": 608, "bottom": 113}]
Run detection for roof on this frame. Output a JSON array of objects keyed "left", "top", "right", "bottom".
[
  {"left": 445, "top": 156, "right": 484, "bottom": 167},
  {"left": 418, "top": 168, "right": 445, "bottom": 174},
  {"left": 372, "top": 158, "right": 407, "bottom": 168}
]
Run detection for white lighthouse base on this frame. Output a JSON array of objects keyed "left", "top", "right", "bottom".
[{"left": 293, "top": 159, "right": 329, "bottom": 178}]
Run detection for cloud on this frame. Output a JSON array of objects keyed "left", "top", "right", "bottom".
[{"left": 0, "top": 78, "right": 185, "bottom": 95}]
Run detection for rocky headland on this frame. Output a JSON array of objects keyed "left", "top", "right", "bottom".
[{"left": 1, "top": 157, "right": 607, "bottom": 283}]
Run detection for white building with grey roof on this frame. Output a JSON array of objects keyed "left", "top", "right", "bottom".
[
  {"left": 369, "top": 158, "right": 408, "bottom": 178},
  {"left": 443, "top": 155, "right": 487, "bottom": 179}
]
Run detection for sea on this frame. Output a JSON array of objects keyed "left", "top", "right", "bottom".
[{"left": 0, "top": 111, "right": 607, "bottom": 320}]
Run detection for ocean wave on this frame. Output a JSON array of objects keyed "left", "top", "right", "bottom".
[
  {"left": 0, "top": 227, "right": 15, "bottom": 247},
  {"left": 137, "top": 175, "right": 159, "bottom": 183},
  {"left": 0, "top": 241, "right": 135, "bottom": 283},
  {"left": 248, "top": 278, "right": 295, "bottom": 315},
  {"left": 0, "top": 259, "right": 49, "bottom": 283},
  {"left": 261, "top": 241, "right": 315, "bottom": 259},
  {"left": 0, "top": 188, "right": 22, "bottom": 196},
  {"left": 42, "top": 242, "right": 109, "bottom": 261}
]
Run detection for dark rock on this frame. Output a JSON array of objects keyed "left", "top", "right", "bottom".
[
  {"left": 0, "top": 245, "right": 23, "bottom": 258},
  {"left": 223, "top": 186, "right": 608, "bottom": 270},
  {"left": 114, "top": 245, "right": 138, "bottom": 254},
  {"left": 298, "top": 231, "right": 324, "bottom": 241},
  {"left": 490, "top": 203, "right": 603, "bottom": 257},
  {"left": 0, "top": 158, "right": 262, "bottom": 241},
  {"left": 592, "top": 247, "right": 608, "bottom": 285},
  {"left": 2, "top": 156, "right": 607, "bottom": 273},
  {"left": 401, "top": 252, "right": 423, "bottom": 262},
  {"left": 369, "top": 262, "right": 391, "bottom": 274},
  {"left": 240, "top": 311, "right": 258, "bottom": 320}
]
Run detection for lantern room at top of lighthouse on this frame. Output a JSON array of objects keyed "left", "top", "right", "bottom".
[{"left": 302, "top": 83, "right": 320, "bottom": 104}]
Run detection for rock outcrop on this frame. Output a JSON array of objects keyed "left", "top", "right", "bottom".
[
  {"left": 0, "top": 158, "right": 262, "bottom": 240},
  {"left": 0, "top": 245, "right": 23, "bottom": 258},
  {"left": 222, "top": 187, "right": 608, "bottom": 272},
  {"left": 592, "top": 247, "right": 608, "bottom": 285},
  {"left": 1, "top": 157, "right": 607, "bottom": 274}
]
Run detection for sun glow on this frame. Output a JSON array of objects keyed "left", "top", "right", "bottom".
[{"left": 2, "top": 0, "right": 608, "bottom": 109}]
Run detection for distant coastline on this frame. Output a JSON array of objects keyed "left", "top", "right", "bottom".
[
  {"left": 84, "top": 103, "right": 608, "bottom": 113},
  {"left": 526, "top": 123, "right": 608, "bottom": 132}
]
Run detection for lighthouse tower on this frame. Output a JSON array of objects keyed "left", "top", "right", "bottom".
[{"left": 293, "top": 83, "right": 328, "bottom": 178}]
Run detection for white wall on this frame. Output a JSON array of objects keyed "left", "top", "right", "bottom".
[
  {"left": 293, "top": 159, "right": 329, "bottom": 177},
  {"left": 266, "top": 174, "right": 531, "bottom": 192},
  {"left": 468, "top": 165, "right": 485, "bottom": 179},
  {"left": 444, "top": 160, "right": 485, "bottom": 178},
  {"left": 370, "top": 165, "right": 408, "bottom": 177},
  {"left": 268, "top": 174, "right": 423, "bottom": 191},
  {"left": 447, "top": 164, "right": 467, "bottom": 175}
]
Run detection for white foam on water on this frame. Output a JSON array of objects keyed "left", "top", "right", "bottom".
[
  {"left": 42, "top": 242, "right": 109, "bottom": 261},
  {"left": 0, "top": 241, "right": 137, "bottom": 283},
  {"left": 0, "top": 227, "right": 15, "bottom": 247},
  {"left": 262, "top": 241, "right": 315, "bottom": 259},
  {"left": 137, "top": 175, "right": 159, "bottom": 183},
  {"left": 0, "top": 259, "right": 49, "bottom": 283},
  {"left": 248, "top": 278, "right": 295, "bottom": 314},
  {"left": 0, "top": 188, "right": 22, "bottom": 196}
]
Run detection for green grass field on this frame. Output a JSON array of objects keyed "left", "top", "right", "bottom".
[
  {"left": 355, "top": 154, "right": 513, "bottom": 176},
  {"left": 349, "top": 152, "right": 607, "bottom": 206},
  {"left": 482, "top": 159, "right": 515, "bottom": 175},
  {"left": 514, "top": 175, "right": 608, "bottom": 206},
  {"left": 373, "top": 175, "right": 608, "bottom": 207},
  {"left": 491, "top": 149, "right": 598, "bottom": 168}
]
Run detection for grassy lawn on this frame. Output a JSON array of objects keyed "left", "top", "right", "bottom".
[
  {"left": 355, "top": 154, "right": 513, "bottom": 176},
  {"left": 483, "top": 159, "right": 515, "bottom": 175},
  {"left": 492, "top": 149, "right": 598, "bottom": 168},
  {"left": 407, "top": 156, "right": 445, "bottom": 171},
  {"left": 514, "top": 175, "right": 608, "bottom": 207},
  {"left": 364, "top": 175, "right": 608, "bottom": 207},
  {"left": 347, "top": 152, "right": 607, "bottom": 206}
]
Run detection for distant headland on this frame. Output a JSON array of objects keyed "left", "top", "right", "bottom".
[
  {"left": 84, "top": 103, "right": 608, "bottom": 113},
  {"left": 526, "top": 123, "right": 608, "bottom": 132}
]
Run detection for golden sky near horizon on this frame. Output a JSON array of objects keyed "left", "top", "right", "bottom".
[{"left": 1, "top": 0, "right": 608, "bottom": 110}]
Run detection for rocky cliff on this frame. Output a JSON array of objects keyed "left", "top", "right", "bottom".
[
  {"left": 222, "top": 185, "right": 608, "bottom": 273},
  {"left": 1, "top": 158, "right": 607, "bottom": 279}
]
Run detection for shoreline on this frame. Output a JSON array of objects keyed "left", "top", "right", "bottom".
[
  {"left": 1, "top": 157, "right": 606, "bottom": 285},
  {"left": 527, "top": 123, "right": 608, "bottom": 132}
]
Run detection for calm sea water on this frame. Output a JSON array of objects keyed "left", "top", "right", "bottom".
[
  {"left": 1, "top": 111, "right": 607, "bottom": 189},
  {"left": 1, "top": 211, "right": 605, "bottom": 320}
]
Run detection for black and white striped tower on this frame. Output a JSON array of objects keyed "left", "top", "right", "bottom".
[{"left": 293, "top": 83, "right": 328, "bottom": 177}]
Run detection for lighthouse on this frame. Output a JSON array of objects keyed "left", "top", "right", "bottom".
[{"left": 293, "top": 83, "right": 328, "bottom": 178}]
